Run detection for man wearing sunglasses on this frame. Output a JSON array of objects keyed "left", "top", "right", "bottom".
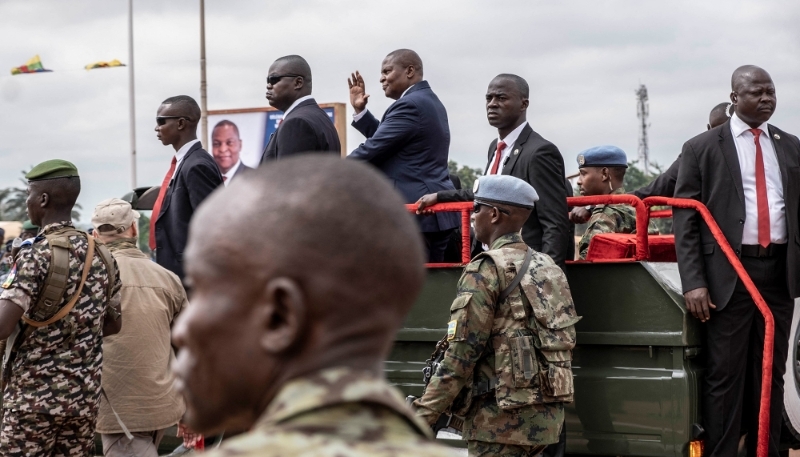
[
  {"left": 151, "top": 95, "right": 224, "bottom": 282},
  {"left": 261, "top": 55, "right": 341, "bottom": 162}
]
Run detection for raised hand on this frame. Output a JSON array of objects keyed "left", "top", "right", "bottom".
[{"left": 348, "top": 71, "right": 370, "bottom": 114}]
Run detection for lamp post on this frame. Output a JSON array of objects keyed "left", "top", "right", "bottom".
[
  {"left": 199, "top": 0, "right": 208, "bottom": 149},
  {"left": 128, "top": 0, "right": 137, "bottom": 188}
]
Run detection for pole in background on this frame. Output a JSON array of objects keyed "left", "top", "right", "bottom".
[
  {"left": 635, "top": 84, "right": 650, "bottom": 175},
  {"left": 128, "top": 0, "right": 137, "bottom": 188},
  {"left": 199, "top": 0, "right": 208, "bottom": 149}
]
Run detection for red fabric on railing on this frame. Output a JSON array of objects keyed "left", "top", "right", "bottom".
[
  {"left": 586, "top": 233, "right": 676, "bottom": 262},
  {"left": 406, "top": 202, "right": 473, "bottom": 268},
  {"left": 567, "top": 195, "right": 650, "bottom": 260},
  {"left": 644, "top": 197, "right": 774, "bottom": 457}
]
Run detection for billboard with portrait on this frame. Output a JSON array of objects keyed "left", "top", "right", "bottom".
[{"left": 207, "top": 103, "right": 346, "bottom": 168}]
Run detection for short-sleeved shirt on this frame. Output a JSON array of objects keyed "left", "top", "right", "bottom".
[
  {"left": 0, "top": 221, "right": 121, "bottom": 417},
  {"left": 578, "top": 187, "right": 637, "bottom": 260}
]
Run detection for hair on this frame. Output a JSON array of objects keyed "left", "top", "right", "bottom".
[
  {"left": 608, "top": 167, "right": 627, "bottom": 181},
  {"left": 212, "top": 119, "right": 240, "bottom": 138},
  {"left": 274, "top": 55, "right": 312, "bottom": 89},
  {"left": 161, "top": 95, "right": 201, "bottom": 122},
  {"left": 494, "top": 73, "right": 530, "bottom": 98},
  {"left": 385, "top": 49, "right": 423, "bottom": 76},
  {"left": 36, "top": 176, "right": 81, "bottom": 209}
]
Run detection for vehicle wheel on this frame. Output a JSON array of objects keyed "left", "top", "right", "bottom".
[{"left": 783, "top": 299, "right": 800, "bottom": 440}]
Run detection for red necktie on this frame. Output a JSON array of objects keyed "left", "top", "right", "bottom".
[
  {"left": 489, "top": 141, "right": 507, "bottom": 175},
  {"left": 149, "top": 157, "right": 177, "bottom": 250},
  {"left": 749, "top": 129, "right": 771, "bottom": 248}
]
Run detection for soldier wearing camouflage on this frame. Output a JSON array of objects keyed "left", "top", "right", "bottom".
[
  {"left": 204, "top": 367, "right": 460, "bottom": 457},
  {"left": 0, "top": 160, "right": 122, "bottom": 456},
  {"left": 414, "top": 175, "right": 580, "bottom": 456},
  {"left": 577, "top": 187, "right": 637, "bottom": 259}
]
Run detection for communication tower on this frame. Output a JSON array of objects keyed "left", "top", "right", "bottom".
[{"left": 635, "top": 84, "right": 650, "bottom": 174}]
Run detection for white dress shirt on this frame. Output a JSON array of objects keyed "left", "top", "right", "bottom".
[
  {"left": 729, "top": 112, "right": 786, "bottom": 244},
  {"left": 352, "top": 84, "right": 416, "bottom": 123},
  {"left": 283, "top": 95, "right": 314, "bottom": 117},
  {"left": 171, "top": 139, "right": 201, "bottom": 179},
  {"left": 221, "top": 160, "right": 242, "bottom": 186},
  {"left": 486, "top": 121, "right": 528, "bottom": 175}
]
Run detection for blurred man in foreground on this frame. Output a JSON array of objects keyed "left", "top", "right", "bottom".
[
  {"left": 171, "top": 156, "right": 457, "bottom": 456},
  {"left": 92, "top": 198, "right": 187, "bottom": 457}
]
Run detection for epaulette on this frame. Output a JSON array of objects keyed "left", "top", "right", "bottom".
[{"left": 464, "top": 257, "right": 484, "bottom": 273}]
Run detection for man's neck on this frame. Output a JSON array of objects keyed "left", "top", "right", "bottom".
[
  {"left": 172, "top": 135, "right": 199, "bottom": 152},
  {"left": 39, "top": 213, "right": 72, "bottom": 227},
  {"left": 498, "top": 117, "right": 526, "bottom": 140}
]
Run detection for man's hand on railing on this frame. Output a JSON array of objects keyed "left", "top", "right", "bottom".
[
  {"left": 569, "top": 206, "right": 591, "bottom": 224},
  {"left": 683, "top": 287, "right": 716, "bottom": 322},
  {"left": 415, "top": 193, "right": 439, "bottom": 215}
]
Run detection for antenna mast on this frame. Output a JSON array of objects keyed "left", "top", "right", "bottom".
[{"left": 635, "top": 84, "right": 650, "bottom": 174}]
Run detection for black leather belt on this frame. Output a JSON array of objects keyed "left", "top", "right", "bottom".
[{"left": 740, "top": 243, "right": 787, "bottom": 258}]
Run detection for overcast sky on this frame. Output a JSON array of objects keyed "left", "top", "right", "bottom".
[{"left": 1, "top": 0, "right": 798, "bottom": 220}]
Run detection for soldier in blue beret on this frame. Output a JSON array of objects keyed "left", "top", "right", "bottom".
[
  {"left": 414, "top": 174, "right": 579, "bottom": 456},
  {"left": 574, "top": 145, "right": 636, "bottom": 259}
]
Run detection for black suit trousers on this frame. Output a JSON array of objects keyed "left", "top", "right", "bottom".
[{"left": 703, "top": 251, "right": 793, "bottom": 457}]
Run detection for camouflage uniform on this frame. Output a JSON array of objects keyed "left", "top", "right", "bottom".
[
  {"left": 202, "top": 366, "right": 459, "bottom": 457},
  {"left": 0, "top": 221, "right": 121, "bottom": 456},
  {"left": 578, "top": 187, "right": 637, "bottom": 260},
  {"left": 414, "top": 232, "right": 579, "bottom": 456}
]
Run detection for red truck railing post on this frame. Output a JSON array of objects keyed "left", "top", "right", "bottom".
[
  {"left": 644, "top": 196, "right": 774, "bottom": 457},
  {"left": 406, "top": 202, "right": 474, "bottom": 268}
]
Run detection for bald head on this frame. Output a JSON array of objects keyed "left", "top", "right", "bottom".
[
  {"left": 731, "top": 65, "right": 771, "bottom": 92},
  {"left": 493, "top": 74, "right": 529, "bottom": 99},
  {"left": 161, "top": 95, "right": 201, "bottom": 124},
  {"left": 385, "top": 49, "right": 423, "bottom": 76},
  {"left": 708, "top": 102, "right": 731, "bottom": 130},
  {"left": 273, "top": 55, "right": 312, "bottom": 89}
]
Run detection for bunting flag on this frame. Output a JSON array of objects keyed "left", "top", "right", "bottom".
[
  {"left": 84, "top": 59, "right": 126, "bottom": 70},
  {"left": 10, "top": 55, "right": 52, "bottom": 75}
]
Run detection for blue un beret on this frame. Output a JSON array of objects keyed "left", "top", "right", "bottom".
[
  {"left": 577, "top": 145, "right": 628, "bottom": 169},
  {"left": 473, "top": 175, "right": 539, "bottom": 209}
]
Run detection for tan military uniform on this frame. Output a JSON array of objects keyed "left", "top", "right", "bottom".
[
  {"left": 578, "top": 187, "right": 637, "bottom": 260},
  {"left": 414, "top": 232, "right": 579, "bottom": 455},
  {"left": 203, "top": 366, "right": 459, "bottom": 457},
  {"left": 0, "top": 221, "right": 121, "bottom": 456}
]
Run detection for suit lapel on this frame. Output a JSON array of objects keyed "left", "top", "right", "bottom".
[
  {"left": 484, "top": 140, "right": 497, "bottom": 174},
  {"left": 719, "top": 122, "right": 745, "bottom": 206},
  {"left": 501, "top": 124, "right": 531, "bottom": 174},
  {"left": 768, "top": 125, "right": 790, "bottom": 191}
]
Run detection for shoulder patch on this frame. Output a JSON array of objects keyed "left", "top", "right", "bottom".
[
  {"left": 2, "top": 265, "right": 17, "bottom": 289},
  {"left": 447, "top": 320, "right": 457, "bottom": 340}
]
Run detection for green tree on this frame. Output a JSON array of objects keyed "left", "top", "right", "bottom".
[{"left": 448, "top": 160, "right": 482, "bottom": 191}]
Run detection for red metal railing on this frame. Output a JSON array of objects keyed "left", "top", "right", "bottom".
[{"left": 406, "top": 202, "right": 473, "bottom": 268}]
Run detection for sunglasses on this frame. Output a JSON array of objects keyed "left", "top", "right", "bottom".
[
  {"left": 473, "top": 202, "right": 510, "bottom": 215},
  {"left": 156, "top": 116, "right": 189, "bottom": 126},
  {"left": 267, "top": 74, "right": 303, "bottom": 85}
]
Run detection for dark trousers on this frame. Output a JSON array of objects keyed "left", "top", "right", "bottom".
[
  {"left": 703, "top": 252, "right": 793, "bottom": 457},
  {"left": 423, "top": 229, "right": 455, "bottom": 263}
]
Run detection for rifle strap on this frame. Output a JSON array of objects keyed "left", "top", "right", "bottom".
[
  {"left": 498, "top": 247, "right": 533, "bottom": 304},
  {"left": 100, "top": 387, "right": 134, "bottom": 440},
  {"left": 22, "top": 236, "right": 95, "bottom": 328}
]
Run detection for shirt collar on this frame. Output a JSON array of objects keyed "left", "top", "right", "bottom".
[
  {"left": 499, "top": 121, "right": 528, "bottom": 147},
  {"left": 222, "top": 160, "right": 242, "bottom": 184},
  {"left": 256, "top": 366, "right": 432, "bottom": 438},
  {"left": 175, "top": 139, "right": 201, "bottom": 163},
  {"left": 400, "top": 84, "right": 416, "bottom": 98},
  {"left": 283, "top": 95, "right": 315, "bottom": 117},
  {"left": 730, "top": 112, "right": 768, "bottom": 138},
  {"left": 489, "top": 231, "right": 525, "bottom": 250}
]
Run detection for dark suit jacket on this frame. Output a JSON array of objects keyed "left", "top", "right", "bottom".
[
  {"left": 674, "top": 120, "right": 800, "bottom": 308},
  {"left": 632, "top": 155, "right": 680, "bottom": 199},
  {"left": 348, "top": 81, "right": 458, "bottom": 233},
  {"left": 155, "top": 142, "right": 224, "bottom": 281},
  {"left": 261, "top": 98, "right": 341, "bottom": 162},
  {"left": 231, "top": 162, "right": 253, "bottom": 180},
  {"left": 436, "top": 124, "right": 571, "bottom": 267}
]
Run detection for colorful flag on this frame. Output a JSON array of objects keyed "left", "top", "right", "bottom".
[
  {"left": 10, "top": 55, "right": 52, "bottom": 75},
  {"left": 84, "top": 59, "right": 125, "bottom": 70}
]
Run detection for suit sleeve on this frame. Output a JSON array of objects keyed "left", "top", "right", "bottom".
[
  {"left": 347, "top": 102, "right": 418, "bottom": 164},
  {"left": 351, "top": 110, "right": 381, "bottom": 138},
  {"left": 413, "top": 258, "right": 497, "bottom": 425},
  {"left": 632, "top": 154, "right": 680, "bottom": 199},
  {"left": 276, "top": 117, "right": 323, "bottom": 157},
  {"left": 186, "top": 160, "right": 222, "bottom": 211},
  {"left": 673, "top": 143, "right": 707, "bottom": 293},
  {"left": 529, "top": 144, "right": 570, "bottom": 266},
  {"left": 437, "top": 188, "right": 474, "bottom": 202}
]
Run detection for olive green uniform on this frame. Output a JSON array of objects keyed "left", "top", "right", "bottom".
[
  {"left": 203, "top": 366, "right": 458, "bottom": 457},
  {"left": 414, "top": 232, "right": 579, "bottom": 456},
  {"left": 578, "top": 187, "right": 637, "bottom": 260}
]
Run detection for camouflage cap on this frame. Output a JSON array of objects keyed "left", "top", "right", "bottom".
[
  {"left": 92, "top": 198, "right": 140, "bottom": 234},
  {"left": 25, "top": 159, "right": 80, "bottom": 181},
  {"left": 577, "top": 145, "right": 628, "bottom": 169},
  {"left": 473, "top": 174, "right": 539, "bottom": 209},
  {"left": 21, "top": 220, "right": 38, "bottom": 231}
]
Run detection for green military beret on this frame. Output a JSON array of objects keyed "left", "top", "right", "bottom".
[
  {"left": 26, "top": 159, "right": 79, "bottom": 182},
  {"left": 21, "top": 220, "right": 38, "bottom": 231}
]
